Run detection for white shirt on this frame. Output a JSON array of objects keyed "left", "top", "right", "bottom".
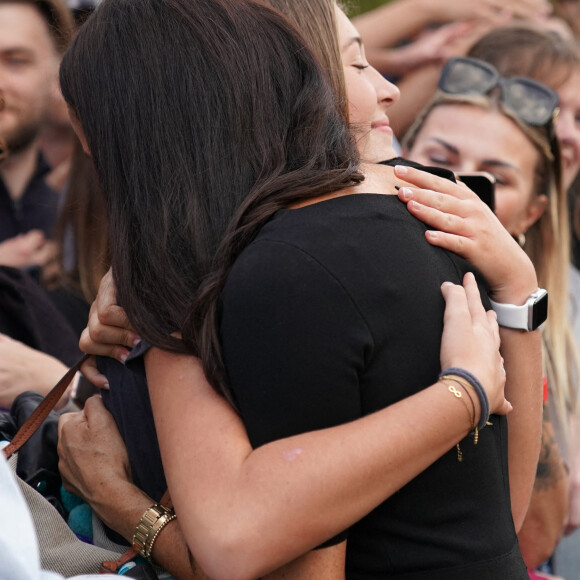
[{"left": 0, "top": 447, "right": 118, "bottom": 580}]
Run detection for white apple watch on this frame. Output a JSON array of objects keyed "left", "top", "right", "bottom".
[{"left": 489, "top": 288, "right": 548, "bottom": 331}]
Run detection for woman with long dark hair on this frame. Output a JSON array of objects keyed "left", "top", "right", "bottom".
[{"left": 58, "top": 1, "right": 540, "bottom": 578}]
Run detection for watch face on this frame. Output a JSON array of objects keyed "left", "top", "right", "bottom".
[{"left": 531, "top": 292, "right": 549, "bottom": 330}]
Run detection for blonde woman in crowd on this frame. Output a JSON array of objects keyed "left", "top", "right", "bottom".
[{"left": 402, "top": 47, "right": 577, "bottom": 570}]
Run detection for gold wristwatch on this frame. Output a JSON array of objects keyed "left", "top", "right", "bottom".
[{"left": 132, "top": 504, "right": 177, "bottom": 560}]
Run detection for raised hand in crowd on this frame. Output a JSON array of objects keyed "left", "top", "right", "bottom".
[
  {"left": 0, "top": 332, "right": 69, "bottom": 409},
  {"left": 0, "top": 231, "right": 57, "bottom": 270}
]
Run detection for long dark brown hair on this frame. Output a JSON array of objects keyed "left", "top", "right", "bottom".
[
  {"left": 60, "top": 0, "right": 362, "bottom": 402},
  {"left": 51, "top": 139, "right": 109, "bottom": 304}
]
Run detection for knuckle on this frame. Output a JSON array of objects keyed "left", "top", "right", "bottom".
[
  {"left": 90, "top": 324, "right": 106, "bottom": 343},
  {"left": 442, "top": 212, "right": 454, "bottom": 230},
  {"left": 99, "top": 304, "right": 118, "bottom": 324},
  {"left": 122, "top": 331, "right": 133, "bottom": 347},
  {"left": 79, "top": 328, "right": 91, "bottom": 348},
  {"left": 433, "top": 192, "right": 447, "bottom": 211}
]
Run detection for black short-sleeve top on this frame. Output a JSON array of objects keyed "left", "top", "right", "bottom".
[{"left": 219, "top": 192, "right": 527, "bottom": 579}]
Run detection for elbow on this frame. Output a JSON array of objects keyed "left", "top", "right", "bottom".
[
  {"left": 190, "top": 524, "right": 275, "bottom": 580},
  {"left": 518, "top": 510, "right": 566, "bottom": 570},
  {"left": 519, "top": 537, "right": 559, "bottom": 572}
]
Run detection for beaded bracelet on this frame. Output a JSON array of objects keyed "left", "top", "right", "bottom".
[{"left": 439, "top": 367, "right": 490, "bottom": 431}]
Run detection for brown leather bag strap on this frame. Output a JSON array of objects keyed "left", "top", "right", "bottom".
[
  {"left": 1, "top": 351, "right": 175, "bottom": 573},
  {"left": 2, "top": 354, "right": 89, "bottom": 459},
  {"left": 99, "top": 546, "right": 137, "bottom": 574}
]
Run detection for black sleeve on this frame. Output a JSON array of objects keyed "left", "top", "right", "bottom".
[{"left": 220, "top": 240, "right": 373, "bottom": 449}]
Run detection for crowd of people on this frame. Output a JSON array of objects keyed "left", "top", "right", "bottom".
[{"left": 1, "top": 0, "right": 580, "bottom": 579}]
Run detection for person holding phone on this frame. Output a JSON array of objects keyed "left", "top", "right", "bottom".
[
  {"left": 403, "top": 56, "right": 573, "bottom": 571},
  {"left": 456, "top": 172, "right": 496, "bottom": 211},
  {"left": 466, "top": 25, "right": 580, "bottom": 576}
]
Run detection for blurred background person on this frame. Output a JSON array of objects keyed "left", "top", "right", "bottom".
[
  {"left": 352, "top": 0, "right": 552, "bottom": 140},
  {"left": 402, "top": 51, "right": 578, "bottom": 577},
  {"left": 0, "top": 0, "right": 74, "bottom": 272}
]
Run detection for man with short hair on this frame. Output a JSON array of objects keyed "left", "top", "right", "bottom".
[{"left": 0, "top": 0, "right": 74, "bottom": 269}]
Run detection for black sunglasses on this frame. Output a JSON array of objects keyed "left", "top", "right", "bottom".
[{"left": 438, "top": 57, "right": 559, "bottom": 127}]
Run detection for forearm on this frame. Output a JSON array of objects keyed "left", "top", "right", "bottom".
[
  {"left": 518, "top": 435, "right": 568, "bottom": 569},
  {"left": 388, "top": 63, "right": 441, "bottom": 139},
  {"left": 146, "top": 348, "right": 477, "bottom": 580},
  {"left": 502, "top": 328, "right": 543, "bottom": 531},
  {"left": 518, "top": 413, "right": 568, "bottom": 568},
  {"left": 491, "top": 271, "right": 544, "bottom": 531},
  {"left": 365, "top": 46, "right": 435, "bottom": 77},
  {"left": 353, "top": 0, "right": 433, "bottom": 49},
  {"left": 88, "top": 480, "right": 202, "bottom": 580}
]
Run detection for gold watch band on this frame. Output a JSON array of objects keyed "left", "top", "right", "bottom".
[{"left": 132, "top": 504, "right": 177, "bottom": 560}]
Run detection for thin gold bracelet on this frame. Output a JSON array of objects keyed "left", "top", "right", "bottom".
[
  {"left": 439, "top": 377, "right": 478, "bottom": 463},
  {"left": 441, "top": 376, "right": 489, "bottom": 444}
]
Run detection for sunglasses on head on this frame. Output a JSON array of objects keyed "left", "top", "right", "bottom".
[{"left": 438, "top": 57, "right": 559, "bottom": 127}]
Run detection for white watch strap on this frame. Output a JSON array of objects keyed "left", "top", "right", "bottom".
[
  {"left": 489, "top": 288, "right": 548, "bottom": 331},
  {"left": 488, "top": 298, "right": 530, "bottom": 330}
]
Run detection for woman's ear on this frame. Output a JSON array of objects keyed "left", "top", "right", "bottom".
[
  {"left": 67, "top": 108, "right": 92, "bottom": 158},
  {"left": 517, "top": 194, "right": 548, "bottom": 236}
]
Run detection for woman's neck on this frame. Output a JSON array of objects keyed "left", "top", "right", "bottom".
[{"left": 290, "top": 162, "right": 405, "bottom": 209}]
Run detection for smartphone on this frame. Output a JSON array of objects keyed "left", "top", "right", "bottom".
[{"left": 456, "top": 172, "right": 496, "bottom": 212}]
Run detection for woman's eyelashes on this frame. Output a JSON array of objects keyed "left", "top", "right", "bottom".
[{"left": 425, "top": 151, "right": 454, "bottom": 167}]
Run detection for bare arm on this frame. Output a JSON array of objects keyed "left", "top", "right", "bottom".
[
  {"left": 353, "top": 0, "right": 551, "bottom": 51},
  {"left": 565, "top": 414, "right": 580, "bottom": 535},
  {"left": 0, "top": 231, "right": 57, "bottom": 269},
  {"left": 57, "top": 397, "right": 205, "bottom": 580},
  {"left": 388, "top": 63, "right": 441, "bottom": 139},
  {"left": 144, "top": 275, "right": 508, "bottom": 580},
  {"left": 363, "top": 22, "right": 473, "bottom": 77},
  {"left": 59, "top": 395, "right": 347, "bottom": 580},
  {"left": 0, "top": 333, "right": 71, "bottom": 409},
  {"left": 518, "top": 410, "right": 568, "bottom": 569},
  {"left": 396, "top": 164, "right": 543, "bottom": 528},
  {"left": 74, "top": 272, "right": 507, "bottom": 579}
]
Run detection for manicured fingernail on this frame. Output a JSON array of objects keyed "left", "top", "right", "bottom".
[
  {"left": 102, "top": 382, "right": 110, "bottom": 390},
  {"left": 399, "top": 187, "right": 412, "bottom": 200},
  {"left": 132, "top": 336, "right": 142, "bottom": 348},
  {"left": 119, "top": 353, "right": 128, "bottom": 364},
  {"left": 394, "top": 165, "right": 408, "bottom": 176},
  {"left": 441, "top": 281, "right": 453, "bottom": 288}
]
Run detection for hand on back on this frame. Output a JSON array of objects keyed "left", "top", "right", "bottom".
[{"left": 439, "top": 272, "right": 510, "bottom": 419}]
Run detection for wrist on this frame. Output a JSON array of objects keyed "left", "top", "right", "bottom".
[
  {"left": 489, "top": 277, "right": 539, "bottom": 307},
  {"left": 439, "top": 378, "right": 481, "bottom": 427},
  {"left": 439, "top": 367, "right": 490, "bottom": 431},
  {"left": 91, "top": 481, "right": 150, "bottom": 538},
  {"left": 132, "top": 504, "right": 177, "bottom": 561}
]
